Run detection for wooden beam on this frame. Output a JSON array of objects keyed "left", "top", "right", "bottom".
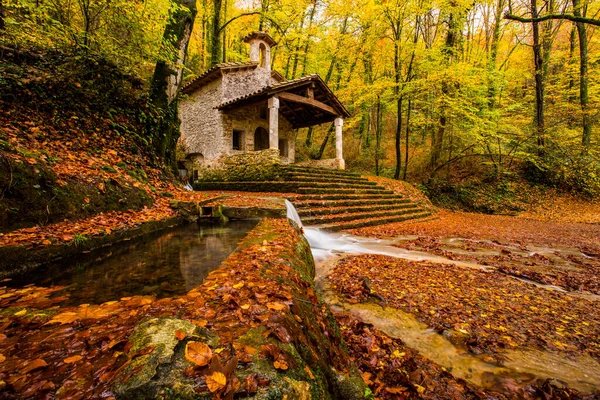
[{"left": 278, "top": 92, "right": 338, "bottom": 116}]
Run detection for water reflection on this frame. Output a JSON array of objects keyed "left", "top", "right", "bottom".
[{"left": 8, "top": 221, "right": 257, "bottom": 306}]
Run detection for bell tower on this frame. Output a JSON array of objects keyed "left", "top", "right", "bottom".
[{"left": 243, "top": 32, "right": 277, "bottom": 72}]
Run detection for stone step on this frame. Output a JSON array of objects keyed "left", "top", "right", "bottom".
[
  {"left": 284, "top": 166, "right": 361, "bottom": 178},
  {"left": 287, "top": 174, "right": 375, "bottom": 185},
  {"left": 296, "top": 187, "right": 393, "bottom": 195},
  {"left": 297, "top": 202, "right": 418, "bottom": 216},
  {"left": 301, "top": 206, "right": 424, "bottom": 225},
  {"left": 308, "top": 211, "right": 433, "bottom": 231},
  {"left": 300, "top": 181, "right": 382, "bottom": 190},
  {"left": 295, "top": 193, "right": 405, "bottom": 201},
  {"left": 293, "top": 198, "right": 412, "bottom": 209}
]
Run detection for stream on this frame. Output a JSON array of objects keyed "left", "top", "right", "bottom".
[{"left": 300, "top": 224, "right": 600, "bottom": 394}]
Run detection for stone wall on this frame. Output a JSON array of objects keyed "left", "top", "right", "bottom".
[
  {"left": 222, "top": 104, "right": 296, "bottom": 164},
  {"left": 222, "top": 68, "right": 270, "bottom": 102},
  {"left": 179, "top": 79, "right": 223, "bottom": 160},
  {"left": 195, "top": 149, "right": 284, "bottom": 182},
  {"left": 296, "top": 158, "right": 340, "bottom": 170},
  {"left": 178, "top": 68, "right": 296, "bottom": 169}
]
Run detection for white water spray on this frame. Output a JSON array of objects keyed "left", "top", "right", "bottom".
[{"left": 285, "top": 200, "right": 303, "bottom": 228}]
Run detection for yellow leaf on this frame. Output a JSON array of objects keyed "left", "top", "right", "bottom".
[
  {"left": 205, "top": 371, "right": 227, "bottom": 392},
  {"left": 415, "top": 384, "right": 426, "bottom": 394},
  {"left": 185, "top": 342, "right": 212, "bottom": 367},
  {"left": 392, "top": 350, "right": 405, "bottom": 358},
  {"left": 14, "top": 309, "right": 27, "bottom": 316},
  {"left": 240, "top": 304, "right": 250, "bottom": 310},
  {"left": 233, "top": 282, "right": 244, "bottom": 289}
]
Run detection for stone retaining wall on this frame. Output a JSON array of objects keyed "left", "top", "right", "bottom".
[{"left": 113, "top": 218, "right": 369, "bottom": 399}]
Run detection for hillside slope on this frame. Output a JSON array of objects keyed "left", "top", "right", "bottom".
[{"left": 0, "top": 46, "right": 177, "bottom": 232}]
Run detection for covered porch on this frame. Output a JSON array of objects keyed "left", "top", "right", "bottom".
[{"left": 218, "top": 75, "right": 350, "bottom": 169}]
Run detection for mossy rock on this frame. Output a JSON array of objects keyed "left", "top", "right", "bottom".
[{"left": 112, "top": 317, "right": 219, "bottom": 399}]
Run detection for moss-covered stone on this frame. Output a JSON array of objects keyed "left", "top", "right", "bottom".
[
  {"left": 113, "top": 317, "right": 219, "bottom": 399},
  {"left": 195, "top": 149, "right": 284, "bottom": 182}
]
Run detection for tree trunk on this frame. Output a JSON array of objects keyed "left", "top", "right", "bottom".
[
  {"left": 393, "top": 28, "right": 402, "bottom": 180},
  {"left": 305, "top": 126, "right": 314, "bottom": 147},
  {"left": 375, "top": 97, "right": 382, "bottom": 176},
  {"left": 149, "top": 0, "right": 197, "bottom": 169},
  {"left": 432, "top": 12, "right": 459, "bottom": 169},
  {"left": 531, "top": 0, "right": 545, "bottom": 154},
  {"left": 573, "top": 0, "right": 591, "bottom": 147},
  {"left": 221, "top": 0, "right": 227, "bottom": 63},
  {"left": 403, "top": 98, "right": 411, "bottom": 180},
  {"left": 210, "top": 0, "right": 222, "bottom": 66},
  {"left": 300, "top": 0, "right": 318, "bottom": 77},
  {"left": 0, "top": 0, "right": 5, "bottom": 30},
  {"left": 394, "top": 96, "right": 403, "bottom": 179}
]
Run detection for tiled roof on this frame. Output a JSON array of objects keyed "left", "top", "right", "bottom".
[
  {"left": 218, "top": 74, "right": 350, "bottom": 118},
  {"left": 181, "top": 62, "right": 258, "bottom": 95},
  {"left": 218, "top": 74, "right": 320, "bottom": 108}
]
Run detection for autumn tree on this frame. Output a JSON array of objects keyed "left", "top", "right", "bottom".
[{"left": 150, "top": 0, "right": 197, "bottom": 167}]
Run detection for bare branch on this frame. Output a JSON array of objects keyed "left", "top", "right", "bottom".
[{"left": 504, "top": 12, "right": 600, "bottom": 27}]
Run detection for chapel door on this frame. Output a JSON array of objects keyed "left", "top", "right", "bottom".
[{"left": 254, "top": 127, "right": 269, "bottom": 150}]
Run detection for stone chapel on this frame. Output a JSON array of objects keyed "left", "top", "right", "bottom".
[{"left": 178, "top": 32, "right": 350, "bottom": 174}]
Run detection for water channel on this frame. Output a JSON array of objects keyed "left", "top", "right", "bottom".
[{"left": 6, "top": 220, "right": 257, "bottom": 306}]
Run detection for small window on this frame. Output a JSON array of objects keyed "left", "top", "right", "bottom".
[
  {"left": 259, "top": 106, "right": 268, "bottom": 120},
  {"left": 233, "top": 130, "right": 243, "bottom": 150},
  {"left": 278, "top": 139, "right": 288, "bottom": 157}
]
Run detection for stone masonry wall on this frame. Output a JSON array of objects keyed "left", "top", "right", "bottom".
[
  {"left": 179, "top": 67, "right": 296, "bottom": 167},
  {"left": 179, "top": 79, "right": 223, "bottom": 160},
  {"left": 222, "top": 67, "right": 271, "bottom": 102},
  {"left": 223, "top": 105, "right": 296, "bottom": 164}
]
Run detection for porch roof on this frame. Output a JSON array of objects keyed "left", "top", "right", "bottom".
[{"left": 217, "top": 74, "right": 350, "bottom": 129}]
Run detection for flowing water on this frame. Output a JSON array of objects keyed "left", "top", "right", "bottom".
[
  {"left": 7, "top": 220, "right": 257, "bottom": 306},
  {"left": 302, "top": 224, "right": 600, "bottom": 393}
]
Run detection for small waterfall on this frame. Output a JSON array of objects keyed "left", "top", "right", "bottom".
[{"left": 285, "top": 200, "right": 303, "bottom": 228}]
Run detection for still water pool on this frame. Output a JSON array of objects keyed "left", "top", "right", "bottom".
[{"left": 8, "top": 220, "right": 257, "bottom": 306}]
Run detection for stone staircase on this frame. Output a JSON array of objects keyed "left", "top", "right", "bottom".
[{"left": 285, "top": 166, "right": 432, "bottom": 231}]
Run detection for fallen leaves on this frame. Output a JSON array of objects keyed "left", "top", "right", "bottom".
[
  {"left": 329, "top": 254, "right": 600, "bottom": 362},
  {"left": 21, "top": 358, "right": 47, "bottom": 373},
  {"left": 185, "top": 342, "right": 212, "bottom": 367},
  {"left": 205, "top": 371, "right": 227, "bottom": 392},
  {"left": 63, "top": 355, "right": 82, "bottom": 364}
]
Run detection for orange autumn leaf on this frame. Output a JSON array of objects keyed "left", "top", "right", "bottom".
[
  {"left": 63, "top": 355, "right": 82, "bottom": 364},
  {"left": 22, "top": 358, "right": 48, "bottom": 373},
  {"left": 273, "top": 359, "right": 288, "bottom": 370},
  {"left": 175, "top": 330, "right": 186, "bottom": 341},
  {"left": 266, "top": 302, "right": 286, "bottom": 311},
  {"left": 205, "top": 371, "right": 227, "bottom": 392},
  {"left": 185, "top": 342, "right": 212, "bottom": 366}
]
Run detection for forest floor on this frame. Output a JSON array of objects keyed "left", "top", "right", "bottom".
[{"left": 326, "top": 209, "right": 600, "bottom": 398}]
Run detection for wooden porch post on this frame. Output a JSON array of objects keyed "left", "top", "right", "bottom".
[
  {"left": 268, "top": 96, "right": 279, "bottom": 150},
  {"left": 335, "top": 117, "right": 345, "bottom": 169}
]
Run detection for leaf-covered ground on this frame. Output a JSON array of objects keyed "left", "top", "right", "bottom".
[
  {"left": 335, "top": 313, "right": 587, "bottom": 399},
  {"left": 328, "top": 254, "right": 600, "bottom": 363},
  {"left": 349, "top": 210, "right": 600, "bottom": 254},
  {"left": 393, "top": 235, "right": 600, "bottom": 295}
]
